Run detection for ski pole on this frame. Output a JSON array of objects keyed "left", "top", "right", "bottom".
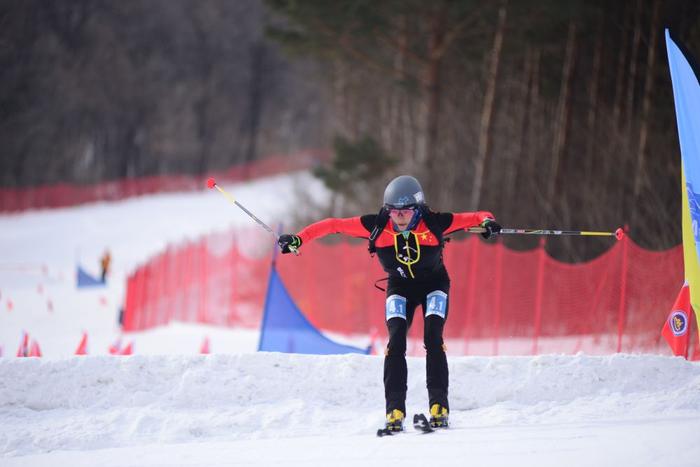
[
  {"left": 466, "top": 226, "right": 625, "bottom": 240},
  {"left": 206, "top": 178, "right": 299, "bottom": 255}
]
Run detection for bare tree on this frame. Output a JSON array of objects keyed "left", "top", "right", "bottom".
[
  {"left": 631, "top": 0, "right": 661, "bottom": 225},
  {"left": 546, "top": 20, "right": 577, "bottom": 220},
  {"left": 469, "top": 0, "right": 507, "bottom": 211}
]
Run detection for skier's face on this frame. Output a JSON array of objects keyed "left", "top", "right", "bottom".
[{"left": 389, "top": 207, "right": 415, "bottom": 231}]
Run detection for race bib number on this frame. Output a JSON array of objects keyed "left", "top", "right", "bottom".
[
  {"left": 385, "top": 295, "right": 407, "bottom": 321},
  {"left": 425, "top": 290, "right": 447, "bottom": 318}
]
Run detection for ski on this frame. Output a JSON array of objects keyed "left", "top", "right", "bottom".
[
  {"left": 412, "top": 413, "right": 435, "bottom": 433},
  {"left": 376, "top": 413, "right": 440, "bottom": 436},
  {"left": 376, "top": 427, "right": 398, "bottom": 437}
]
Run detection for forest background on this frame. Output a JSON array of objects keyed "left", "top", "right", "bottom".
[{"left": 2, "top": 0, "right": 699, "bottom": 261}]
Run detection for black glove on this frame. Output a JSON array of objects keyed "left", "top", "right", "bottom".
[
  {"left": 278, "top": 234, "right": 302, "bottom": 254},
  {"left": 480, "top": 219, "right": 501, "bottom": 240}
]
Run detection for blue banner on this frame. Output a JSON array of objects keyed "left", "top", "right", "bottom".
[
  {"left": 666, "top": 29, "right": 700, "bottom": 334},
  {"left": 667, "top": 30, "right": 700, "bottom": 251},
  {"left": 258, "top": 266, "right": 370, "bottom": 355}
]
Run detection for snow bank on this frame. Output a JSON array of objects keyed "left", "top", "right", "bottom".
[{"left": 1, "top": 353, "right": 699, "bottom": 458}]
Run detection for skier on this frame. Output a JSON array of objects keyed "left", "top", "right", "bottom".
[
  {"left": 277, "top": 175, "right": 500, "bottom": 432},
  {"left": 100, "top": 249, "right": 111, "bottom": 283}
]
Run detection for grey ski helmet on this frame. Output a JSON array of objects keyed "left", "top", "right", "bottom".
[{"left": 383, "top": 175, "right": 425, "bottom": 208}]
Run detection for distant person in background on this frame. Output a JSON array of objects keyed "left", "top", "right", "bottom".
[
  {"left": 100, "top": 249, "right": 111, "bottom": 283},
  {"left": 277, "top": 175, "right": 500, "bottom": 433}
]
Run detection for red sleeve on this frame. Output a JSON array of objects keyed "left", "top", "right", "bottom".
[
  {"left": 297, "top": 217, "right": 370, "bottom": 244},
  {"left": 445, "top": 211, "right": 495, "bottom": 234}
]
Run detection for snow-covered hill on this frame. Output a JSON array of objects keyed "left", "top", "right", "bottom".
[
  {"left": 2, "top": 170, "right": 700, "bottom": 466},
  {"left": 0, "top": 171, "right": 329, "bottom": 357},
  {"left": 1, "top": 353, "right": 700, "bottom": 466}
]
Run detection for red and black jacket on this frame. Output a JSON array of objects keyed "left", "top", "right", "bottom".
[{"left": 297, "top": 209, "right": 493, "bottom": 280}]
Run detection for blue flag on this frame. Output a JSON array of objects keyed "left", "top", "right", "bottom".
[
  {"left": 76, "top": 265, "right": 105, "bottom": 288},
  {"left": 666, "top": 29, "right": 700, "bottom": 339},
  {"left": 258, "top": 266, "right": 370, "bottom": 355}
]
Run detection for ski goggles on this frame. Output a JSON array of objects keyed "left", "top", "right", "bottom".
[{"left": 386, "top": 205, "right": 418, "bottom": 216}]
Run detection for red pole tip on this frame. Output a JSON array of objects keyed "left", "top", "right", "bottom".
[
  {"left": 615, "top": 227, "right": 625, "bottom": 240},
  {"left": 206, "top": 178, "right": 216, "bottom": 189}
]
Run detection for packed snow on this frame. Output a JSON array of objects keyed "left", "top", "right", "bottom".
[
  {"left": 1, "top": 353, "right": 699, "bottom": 466},
  {"left": 1, "top": 171, "right": 700, "bottom": 466}
]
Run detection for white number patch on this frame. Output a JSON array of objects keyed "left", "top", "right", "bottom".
[
  {"left": 425, "top": 290, "right": 447, "bottom": 318},
  {"left": 385, "top": 295, "right": 407, "bottom": 321}
]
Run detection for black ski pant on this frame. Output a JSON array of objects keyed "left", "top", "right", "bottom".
[{"left": 383, "top": 274, "right": 450, "bottom": 415}]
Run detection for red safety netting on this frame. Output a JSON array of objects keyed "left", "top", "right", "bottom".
[
  {"left": 0, "top": 151, "right": 327, "bottom": 212},
  {"left": 123, "top": 231, "right": 271, "bottom": 331},
  {"left": 122, "top": 229, "right": 685, "bottom": 356}
]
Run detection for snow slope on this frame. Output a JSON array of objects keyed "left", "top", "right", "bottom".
[
  {"left": 0, "top": 171, "right": 329, "bottom": 357},
  {"left": 1, "top": 353, "right": 699, "bottom": 466},
  {"left": 2, "top": 171, "right": 700, "bottom": 466}
]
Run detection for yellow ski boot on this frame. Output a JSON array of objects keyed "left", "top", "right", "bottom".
[
  {"left": 377, "top": 409, "right": 405, "bottom": 436},
  {"left": 429, "top": 404, "right": 449, "bottom": 428},
  {"left": 385, "top": 409, "right": 405, "bottom": 432}
]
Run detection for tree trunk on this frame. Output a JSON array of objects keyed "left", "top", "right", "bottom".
[
  {"left": 243, "top": 41, "right": 266, "bottom": 166},
  {"left": 469, "top": 0, "right": 507, "bottom": 211},
  {"left": 585, "top": 13, "right": 604, "bottom": 182},
  {"left": 417, "top": 5, "right": 447, "bottom": 189},
  {"left": 504, "top": 47, "right": 533, "bottom": 219},
  {"left": 631, "top": 0, "right": 661, "bottom": 223},
  {"left": 389, "top": 15, "right": 409, "bottom": 164},
  {"left": 190, "top": 7, "right": 215, "bottom": 174},
  {"left": 620, "top": 0, "right": 642, "bottom": 222},
  {"left": 612, "top": 3, "right": 630, "bottom": 131},
  {"left": 195, "top": 95, "right": 212, "bottom": 174},
  {"left": 332, "top": 60, "right": 348, "bottom": 137},
  {"left": 625, "top": 0, "right": 643, "bottom": 138},
  {"left": 546, "top": 21, "right": 577, "bottom": 219},
  {"left": 522, "top": 47, "right": 541, "bottom": 226}
]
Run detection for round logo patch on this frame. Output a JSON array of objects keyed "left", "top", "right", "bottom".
[
  {"left": 396, "top": 195, "right": 412, "bottom": 207},
  {"left": 669, "top": 310, "right": 689, "bottom": 336}
]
